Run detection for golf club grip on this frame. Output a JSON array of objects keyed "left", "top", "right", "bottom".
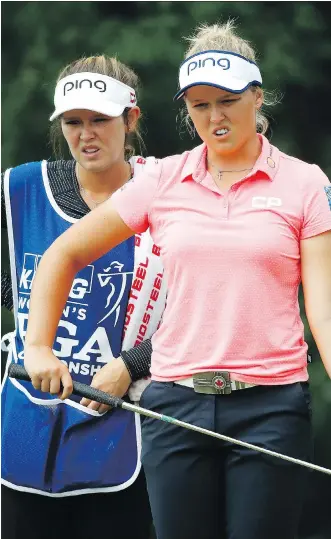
[{"left": 8, "top": 363, "right": 124, "bottom": 408}]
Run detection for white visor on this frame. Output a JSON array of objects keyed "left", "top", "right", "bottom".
[
  {"left": 174, "top": 50, "right": 262, "bottom": 100},
  {"left": 50, "top": 72, "right": 137, "bottom": 121}
]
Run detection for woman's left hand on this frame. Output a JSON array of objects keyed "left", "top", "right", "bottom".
[{"left": 80, "top": 358, "right": 131, "bottom": 414}]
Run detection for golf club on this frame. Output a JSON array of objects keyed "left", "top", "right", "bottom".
[{"left": 8, "top": 363, "right": 331, "bottom": 476}]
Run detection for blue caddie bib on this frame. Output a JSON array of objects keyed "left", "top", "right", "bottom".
[{"left": 2, "top": 161, "right": 141, "bottom": 495}]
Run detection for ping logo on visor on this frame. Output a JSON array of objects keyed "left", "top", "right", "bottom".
[
  {"left": 50, "top": 72, "right": 137, "bottom": 121},
  {"left": 63, "top": 78, "right": 107, "bottom": 95},
  {"left": 174, "top": 50, "right": 262, "bottom": 100},
  {"left": 187, "top": 56, "right": 230, "bottom": 75}
]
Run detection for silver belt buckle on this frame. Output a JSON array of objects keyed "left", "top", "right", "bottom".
[{"left": 193, "top": 371, "right": 231, "bottom": 395}]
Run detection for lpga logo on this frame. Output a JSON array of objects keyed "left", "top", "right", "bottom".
[
  {"left": 187, "top": 56, "right": 230, "bottom": 75},
  {"left": 97, "top": 261, "right": 133, "bottom": 325}
]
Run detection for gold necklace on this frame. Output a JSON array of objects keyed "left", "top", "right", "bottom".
[
  {"left": 207, "top": 159, "right": 253, "bottom": 182},
  {"left": 78, "top": 182, "right": 112, "bottom": 207},
  {"left": 76, "top": 163, "right": 132, "bottom": 208}
]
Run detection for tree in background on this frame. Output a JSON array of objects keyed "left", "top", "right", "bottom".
[{"left": 2, "top": 3, "right": 331, "bottom": 537}]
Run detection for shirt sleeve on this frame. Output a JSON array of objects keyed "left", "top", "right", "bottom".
[
  {"left": 301, "top": 165, "right": 331, "bottom": 240},
  {"left": 111, "top": 159, "right": 162, "bottom": 233}
]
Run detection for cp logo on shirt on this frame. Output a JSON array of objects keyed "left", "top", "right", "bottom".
[{"left": 252, "top": 197, "right": 282, "bottom": 209}]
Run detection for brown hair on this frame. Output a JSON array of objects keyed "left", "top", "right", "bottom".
[
  {"left": 50, "top": 55, "right": 145, "bottom": 160},
  {"left": 180, "top": 21, "right": 281, "bottom": 136}
]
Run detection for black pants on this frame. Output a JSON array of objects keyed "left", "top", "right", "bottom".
[
  {"left": 1, "top": 470, "right": 152, "bottom": 539},
  {"left": 140, "top": 381, "right": 312, "bottom": 539}
]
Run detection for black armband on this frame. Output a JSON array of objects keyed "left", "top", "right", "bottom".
[{"left": 120, "top": 339, "right": 152, "bottom": 382}]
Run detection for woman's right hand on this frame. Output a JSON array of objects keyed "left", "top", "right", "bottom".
[{"left": 24, "top": 344, "right": 73, "bottom": 400}]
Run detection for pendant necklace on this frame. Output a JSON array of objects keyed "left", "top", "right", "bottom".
[
  {"left": 207, "top": 160, "right": 253, "bottom": 182},
  {"left": 76, "top": 163, "right": 132, "bottom": 208}
]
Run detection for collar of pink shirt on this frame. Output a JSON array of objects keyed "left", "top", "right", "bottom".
[{"left": 180, "top": 134, "right": 280, "bottom": 185}]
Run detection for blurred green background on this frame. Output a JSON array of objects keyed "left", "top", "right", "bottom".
[{"left": 2, "top": 2, "right": 331, "bottom": 538}]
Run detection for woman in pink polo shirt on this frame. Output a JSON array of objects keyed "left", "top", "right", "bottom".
[{"left": 23, "top": 21, "right": 331, "bottom": 539}]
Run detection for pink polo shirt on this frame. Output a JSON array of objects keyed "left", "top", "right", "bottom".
[{"left": 112, "top": 135, "right": 331, "bottom": 384}]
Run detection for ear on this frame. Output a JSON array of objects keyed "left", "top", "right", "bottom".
[
  {"left": 126, "top": 106, "right": 141, "bottom": 132},
  {"left": 255, "top": 87, "right": 264, "bottom": 110}
]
